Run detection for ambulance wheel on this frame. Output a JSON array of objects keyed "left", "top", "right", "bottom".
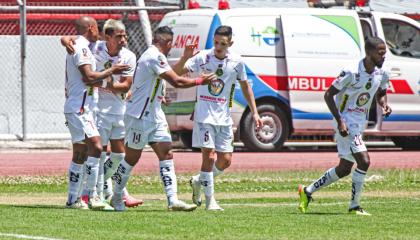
[
  {"left": 391, "top": 136, "right": 420, "bottom": 150},
  {"left": 240, "top": 104, "right": 289, "bottom": 151}
]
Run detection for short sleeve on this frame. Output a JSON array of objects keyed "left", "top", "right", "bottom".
[
  {"left": 332, "top": 70, "right": 353, "bottom": 90},
  {"left": 150, "top": 53, "right": 172, "bottom": 75},
  {"left": 379, "top": 70, "right": 390, "bottom": 91},
  {"left": 235, "top": 60, "right": 247, "bottom": 81},
  {"left": 122, "top": 53, "right": 137, "bottom": 77},
  {"left": 185, "top": 53, "right": 203, "bottom": 73},
  {"left": 74, "top": 46, "right": 93, "bottom": 67}
]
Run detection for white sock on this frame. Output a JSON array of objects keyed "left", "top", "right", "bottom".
[
  {"left": 112, "top": 159, "right": 133, "bottom": 196},
  {"left": 159, "top": 160, "right": 178, "bottom": 205},
  {"left": 306, "top": 167, "right": 340, "bottom": 194},
  {"left": 85, "top": 156, "right": 100, "bottom": 198},
  {"left": 104, "top": 152, "right": 125, "bottom": 180},
  {"left": 199, "top": 171, "right": 214, "bottom": 198},
  {"left": 104, "top": 178, "right": 113, "bottom": 198},
  {"left": 96, "top": 151, "right": 107, "bottom": 199},
  {"left": 350, "top": 168, "right": 366, "bottom": 209},
  {"left": 67, "top": 162, "right": 84, "bottom": 204},
  {"left": 213, "top": 163, "right": 224, "bottom": 177}
]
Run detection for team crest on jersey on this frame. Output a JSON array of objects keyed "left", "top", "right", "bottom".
[
  {"left": 208, "top": 79, "right": 225, "bottom": 96},
  {"left": 104, "top": 60, "right": 112, "bottom": 69},
  {"left": 356, "top": 92, "right": 370, "bottom": 107},
  {"left": 215, "top": 68, "right": 224, "bottom": 77},
  {"left": 365, "top": 81, "right": 372, "bottom": 90}
]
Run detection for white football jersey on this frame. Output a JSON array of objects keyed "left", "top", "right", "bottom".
[
  {"left": 185, "top": 48, "right": 247, "bottom": 126},
  {"left": 333, "top": 59, "right": 389, "bottom": 128},
  {"left": 94, "top": 41, "right": 136, "bottom": 115},
  {"left": 64, "top": 36, "right": 97, "bottom": 114},
  {"left": 125, "top": 45, "right": 171, "bottom": 123}
]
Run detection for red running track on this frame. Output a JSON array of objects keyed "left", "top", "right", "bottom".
[{"left": 1, "top": 150, "right": 420, "bottom": 176}]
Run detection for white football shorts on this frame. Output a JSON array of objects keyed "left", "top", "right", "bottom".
[
  {"left": 65, "top": 111, "right": 100, "bottom": 144},
  {"left": 192, "top": 122, "right": 234, "bottom": 153},
  {"left": 124, "top": 115, "right": 172, "bottom": 150}
]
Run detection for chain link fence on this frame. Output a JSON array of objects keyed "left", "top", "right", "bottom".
[{"left": 0, "top": 1, "right": 181, "bottom": 140}]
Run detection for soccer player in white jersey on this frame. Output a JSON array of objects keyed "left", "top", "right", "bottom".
[
  {"left": 61, "top": 20, "right": 143, "bottom": 209},
  {"left": 64, "top": 16, "right": 129, "bottom": 210},
  {"left": 109, "top": 26, "right": 217, "bottom": 211},
  {"left": 298, "top": 37, "right": 392, "bottom": 216},
  {"left": 173, "top": 26, "right": 263, "bottom": 210}
]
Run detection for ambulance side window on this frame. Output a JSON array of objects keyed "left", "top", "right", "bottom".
[
  {"left": 360, "top": 20, "right": 373, "bottom": 40},
  {"left": 381, "top": 19, "right": 420, "bottom": 59}
]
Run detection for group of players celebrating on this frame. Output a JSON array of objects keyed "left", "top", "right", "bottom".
[{"left": 64, "top": 16, "right": 391, "bottom": 215}]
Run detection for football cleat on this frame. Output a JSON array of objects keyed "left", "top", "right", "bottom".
[
  {"left": 190, "top": 176, "right": 202, "bottom": 206},
  {"left": 110, "top": 194, "right": 126, "bottom": 212},
  {"left": 123, "top": 194, "right": 144, "bottom": 208},
  {"left": 81, "top": 194, "right": 89, "bottom": 205},
  {"left": 348, "top": 206, "right": 371, "bottom": 216},
  {"left": 168, "top": 200, "right": 197, "bottom": 212},
  {"left": 205, "top": 196, "right": 224, "bottom": 211},
  {"left": 298, "top": 184, "right": 312, "bottom": 213},
  {"left": 66, "top": 198, "right": 89, "bottom": 210},
  {"left": 88, "top": 196, "right": 106, "bottom": 210}
]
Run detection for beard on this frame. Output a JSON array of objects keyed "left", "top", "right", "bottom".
[{"left": 375, "top": 59, "right": 385, "bottom": 68}]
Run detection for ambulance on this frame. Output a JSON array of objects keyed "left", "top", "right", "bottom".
[{"left": 159, "top": 7, "right": 420, "bottom": 151}]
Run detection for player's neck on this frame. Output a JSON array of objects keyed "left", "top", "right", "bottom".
[
  {"left": 106, "top": 42, "right": 119, "bottom": 57},
  {"left": 214, "top": 52, "right": 227, "bottom": 60},
  {"left": 363, "top": 58, "right": 375, "bottom": 74}
]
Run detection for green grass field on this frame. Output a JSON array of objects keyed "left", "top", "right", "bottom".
[{"left": 0, "top": 169, "right": 419, "bottom": 240}]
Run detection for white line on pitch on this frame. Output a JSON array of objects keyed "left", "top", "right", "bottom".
[{"left": 0, "top": 233, "right": 65, "bottom": 240}]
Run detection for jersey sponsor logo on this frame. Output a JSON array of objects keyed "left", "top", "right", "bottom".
[
  {"left": 104, "top": 60, "right": 112, "bottom": 69},
  {"left": 157, "top": 55, "right": 167, "bottom": 67},
  {"left": 356, "top": 92, "right": 370, "bottom": 107},
  {"left": 365, "top": 81, "right": 372, "bottom": 90},
  {"left": 82, "top": 48, "right": 88, "bottom": 57},
  {"left": 172, "top": 34, "right": 200, "bottom": 49},
  {"left": 208, "top": 79, "right": 225, "bottom": 96}
]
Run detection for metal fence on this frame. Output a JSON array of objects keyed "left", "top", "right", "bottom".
[{"left": 0, "top": 1, "right": 181, "bottom": 140}]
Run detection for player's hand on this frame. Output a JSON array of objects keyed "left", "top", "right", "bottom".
[
  {"left": 65, "top": 39, "right": 75, "bottom": 55},
  {"left": 182, "top": 43, "right": 198, "bottom": 59},
  {"left": 200, "top": 73, "right": 218, "bottom": 85},
  {"left": 110, "top": 64, "right": 130, "bottom": 74},
  {"left": 253, "top": 113, "right": 263, "bottom": 131},
  {"left": 162, "top": 96, "right": 172, "bottom": 106},
  {"left": 125, "top": 90, "right": 132, "bottom": 101},
  {"left": 338, "top": 119, "right": 349, "bottom": 137},
  {"left": 382, "top": 104, "right": 392, "bottom": 118}
]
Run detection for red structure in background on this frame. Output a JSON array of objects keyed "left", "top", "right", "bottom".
[{"left": 0, "top": 0, "right": 168, "bottom": 35}]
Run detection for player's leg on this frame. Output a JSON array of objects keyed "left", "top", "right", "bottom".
[
  {"left": 151, "top": 122, "right": 196, "bottom": 211},
  {"left": 298, "top": 131, "right": 354, "bottom": 213},
  {"left": 65, "top": 113, "right": 89, "bottom": 209},
  {"left": 81, "top": 110, "right": 106, "bottom": 210},
  {"left": 349, "top": 150, "right": 371, "bottom": 215},
  {"left": 110, "top": 116, "right": 144, "bottom": 211},
  {"left": 96, "top": 112, "right": 111, "bottom": 202}
]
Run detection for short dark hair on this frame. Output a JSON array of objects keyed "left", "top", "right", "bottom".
[
  {"left": 365, "top": 37, "right": 385, "bottom": 53},
  {"left": 153, "top": 26, "right": 174, "bottom": 43},
  {"left": 214, "top": 25, "right": 232, "bottom": 38}
]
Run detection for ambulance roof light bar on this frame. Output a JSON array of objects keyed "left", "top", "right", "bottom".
[{"left": 307, "top": 0, "right": 370, "bottom": 9}]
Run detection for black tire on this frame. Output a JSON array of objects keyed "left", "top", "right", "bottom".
[
  {"left": 240, "top": 103, "right": 290, "bottom": 151},
  {"left": 391, "top": 136, "right": 420, "bottom": 150},
  {"left": 179, "top": 131, "right": 200, "bottom": 151}
]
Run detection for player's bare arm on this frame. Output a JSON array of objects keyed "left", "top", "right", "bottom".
[
  {"left": 60, "top": 36, "right": 77, "bottom": 55},
  {"left": 78, "top": 63, "right": 130, "bottom": 84},
  {"left": 376, "top": 88, "right": 392, "bottom": 117},
  {"left": 239, "top": 80, "right": 262, "bottom": 129},
  {"left": 172, "top": 43, "right": 198, "bottom": 75},
  {"left": 105, "top": 76, "right": 133, "bottom": 93},
  {"left": 159, "top": 70, "right": 217, "bottom": 88},
  {"left": 324, "top": 85, "right": 348, "bottom": 137}
]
